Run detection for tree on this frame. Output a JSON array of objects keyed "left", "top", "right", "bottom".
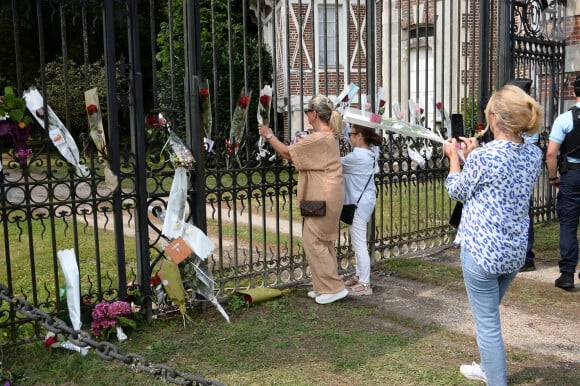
[{"left": 156, "top": 0, "right": 274, "bottom": 141}]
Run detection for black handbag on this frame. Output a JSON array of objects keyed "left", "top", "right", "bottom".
[
  {"left": 341, "top": 169, "right": 374, "bottom": 225},
  {"left": 300, "top": 200, "right": 326, "bottom": 216}
]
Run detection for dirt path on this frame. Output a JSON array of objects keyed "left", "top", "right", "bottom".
[{"left": 360, "top": 247, "right": 580, "bottom": 364}]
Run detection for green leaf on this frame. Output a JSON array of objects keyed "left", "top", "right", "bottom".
[{"left": 10, "top": 109, "right": 23, "bottom": 122}]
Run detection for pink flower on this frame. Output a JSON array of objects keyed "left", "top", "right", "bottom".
[{"left": 370, "top": 114, "right": 382, "bottom": 124}]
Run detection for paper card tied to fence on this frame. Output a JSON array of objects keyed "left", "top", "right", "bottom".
[{"left": 163, "top": 236, "right": 193, "bottom": 264}]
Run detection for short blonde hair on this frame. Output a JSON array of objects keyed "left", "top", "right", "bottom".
[{"left": 484, "top": 84, "right": 543, "bottom": 136}]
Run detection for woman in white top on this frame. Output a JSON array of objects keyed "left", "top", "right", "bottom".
[{"left": 341, "top": 124, "right": 382, "bottom": 296}]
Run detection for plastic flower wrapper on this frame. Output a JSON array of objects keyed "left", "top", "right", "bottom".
[
  {"left": 23, "top": 87, "right": 89, "bottom": 177},
  {"left": 377, "top": 87, "right": 386, "bottom": 115},
  {"left": 407, "top": 141, "right": 426, "bottom": 168},
  {"left": 163, "top": 129, "right": 195, "bottom": 171},
  {"left": 84, "top": 88, "right": 118, "bottom": 192},
  {"left": 361, "top": 94, "right": 371, "bottom": 112},
  {"left": 408, "top": 99, "right": 424, "bottom": 126},
  {"left": 161, "top": 129, "right": 195, "bottom": 239},
  {"left": 56, "top": 249, "right": 89, "bottom": 356},
  {"left": 342, "top": 107, "right": 445, "bottom": 145},
  {"left": 158, "top": 258, "right": 192, "bottom": 325},
  {"left": 435, "top": 101, "right": 452, "bottom": 139},
  {"left": 256, "top": 85, "right": 273, "bottom": 161},
  {"left": 334, "top": 83, "right": 359, "bottom": 114},
  {"left": 199, "top": 79, "right": 213, "bottom": 146},
  {"left": 228, "top": 88, "right": 252, "bottom": 155},
  {"left": 392, "top": 102, "right": 404, "bottom": 120}
]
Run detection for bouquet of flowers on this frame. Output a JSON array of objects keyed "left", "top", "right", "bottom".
[
  {"left": 24, "top": 87, "right": 89, "bottom": 177},
  {"left": 256, "top": 85, "right": 273, "bottom": 160},
  {"left": 91, "top": 300, "right": 135, "bottom": 341},
  {"left": 0, "top": 86, "right": 33, "bottom": 169},
  {"left": 199, "top": 79, "right": 212, "bottom": 140},
  {"left": 377, "top": 87, "right": 386, "bottom": 115},
  {"left": 162, "top": 129, "right": 195, "bottom": 239},
  {"left": 361, "top": 94, "right": 371, "bottom": 112},
  {"left": 228, "top": 88, "right": 251, "bottom": 155},
  {"left": 85, "top": 88, "right": 118, "bottom": 192},
  {"left": 164, "top": 129, "right": 195, "bottom": 171}
]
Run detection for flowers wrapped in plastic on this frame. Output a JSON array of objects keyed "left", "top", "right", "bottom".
[
  {"left": 161, "top": 127, "right": 196, "bottom": 240},
  {"left": 23, "top": 87, "right": 89, "bottom": 177},
  {"left": 199, "top": 79, "right": 215, "bottom": 152},
  {"left": 256, "top": 85, "right": 273, "bottom": 161},
  {"left": 377, "top": 87, "right": 386, "bottom": 116},
  {"left": 55, "top": 249, "right": 89, "bottom": 355},
  {"left": 227, "top": 88, "right": 251, "bottom": 155},
  {"left": 84, "top": 88, "right": 118, "bottom": 192},
  {"left": 91, "top": 300, "right": 135, "bottom": 341},
  {"left": 436, "top": 101, "right": 452, "bottom": 139},
  {"left": 334, "top": 83, "right": 359, "bottom": 114}
]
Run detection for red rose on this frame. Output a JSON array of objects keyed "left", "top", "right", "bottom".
[
  {"left": 259, "top": 95, "right": 271, "bottom": 106},
  {"left": 199, "top": 88, "right": 209, "bottom": 98},
  {"left": 86, "top": 104, "right": 98, "bottom": 115},
  {"left": 45, "top": 335, "right": 58, "bottom": 348},
  {"left": 342, "top": 95, "right": 349, "bottom": 103},
  {"left": 379, "top": 99, "right": 386, "bottom": 107},
  {"left": 238, "top": 96, "right": 249, "bottom": 108},
  {"left": 370, "top": 113, "right": 382, "bottom": 124},
  {"left": 436, "top": 102, "right": 443, "bottom": 110},
  {"left": 476, "top": 124, "right": 484, "bottom": 132},
  {"left": 419, "top": 107, "right": 424, "bottom": 114},
  {"left": 150, "top": 273, "right": 161, "bottom": 286},
  {"left": 146, "top": 115, "right": 159, "bottom": 128}
]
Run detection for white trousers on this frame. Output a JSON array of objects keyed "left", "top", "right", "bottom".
[{"left": 348, "top": 211, "right": 371, "bottom": 284}]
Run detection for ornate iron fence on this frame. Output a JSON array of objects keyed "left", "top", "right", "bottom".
[{"left": 0, "top": 0, "right": 565, "bottom": 349}]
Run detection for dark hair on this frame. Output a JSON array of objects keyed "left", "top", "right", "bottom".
[
  {"left": 352, "top": 124, "right": 382, "bottom": 146},
  {"left": 574, "top": 75, "right": 580, "bottom": 97}
]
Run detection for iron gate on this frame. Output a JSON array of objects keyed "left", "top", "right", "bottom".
[{"left": 1, "top": 0, "right": 567, "bottom": 349}]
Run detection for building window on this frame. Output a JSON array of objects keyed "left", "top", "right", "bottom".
[{"left": 318, "top": 5, "right": 343, "bottom": 67}]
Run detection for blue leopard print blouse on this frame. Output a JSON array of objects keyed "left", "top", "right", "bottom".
[{"left": 446, "top": 140, "right": 542, "bottom": 274}]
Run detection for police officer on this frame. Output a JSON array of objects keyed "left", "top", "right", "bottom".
[{"left": 547, "top": 75, "right": 580, "bottom": 290}]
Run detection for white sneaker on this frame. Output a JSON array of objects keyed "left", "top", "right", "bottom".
[
  {"left": 307, "top": 290, "right": 318, "bottom": 299},
  {"left": 460, "top": 362, "right": 487, "bottom": 383},
  {"left": 315, "top": 288, "right": 348, "bottom": 304}
]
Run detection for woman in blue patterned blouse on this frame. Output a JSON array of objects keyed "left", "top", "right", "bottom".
[{"left": 444, "top": 84, "right": 543, "bottom": 385}]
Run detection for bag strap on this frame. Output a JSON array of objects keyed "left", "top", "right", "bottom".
[{"left": 355, "top": 156, "right": 375, "bottom": 205}]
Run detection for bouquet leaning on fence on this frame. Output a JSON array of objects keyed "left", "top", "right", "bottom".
[
  {"left": 256, "top": 85, "right": 273, "bottom": 161},
  {"left": 227, "top": 88, "right": 251, "bottom": 155},
  {"left": 161, "top": 126, "right": 196, "bottom": 240}
]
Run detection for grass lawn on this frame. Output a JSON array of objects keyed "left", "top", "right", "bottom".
[{"left": 2, "top": 220, "right": 579, "bottom": 385}]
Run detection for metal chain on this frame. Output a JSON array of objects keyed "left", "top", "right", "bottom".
[{"left": 0, "top": 283, "right": 224, "bottom": 386}]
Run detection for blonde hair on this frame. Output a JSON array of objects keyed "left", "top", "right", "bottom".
[
  {"left": 484, "top": 84, "right": 543, "bottom": 136},
  {"left": 308, "top": 94, "right": 343, "bottom": 138}
]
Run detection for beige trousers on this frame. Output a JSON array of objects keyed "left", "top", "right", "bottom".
[{"left": 302, "top": 227, "right": 345, "bottom": 294}]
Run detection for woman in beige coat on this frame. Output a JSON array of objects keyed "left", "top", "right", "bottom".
[{"left": 258, "top": 95, "right": 347, "bottom": 304}]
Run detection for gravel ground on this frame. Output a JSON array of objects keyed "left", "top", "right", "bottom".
[{"left": 357, "top": 246, "right": 580, "bottom": 364}]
